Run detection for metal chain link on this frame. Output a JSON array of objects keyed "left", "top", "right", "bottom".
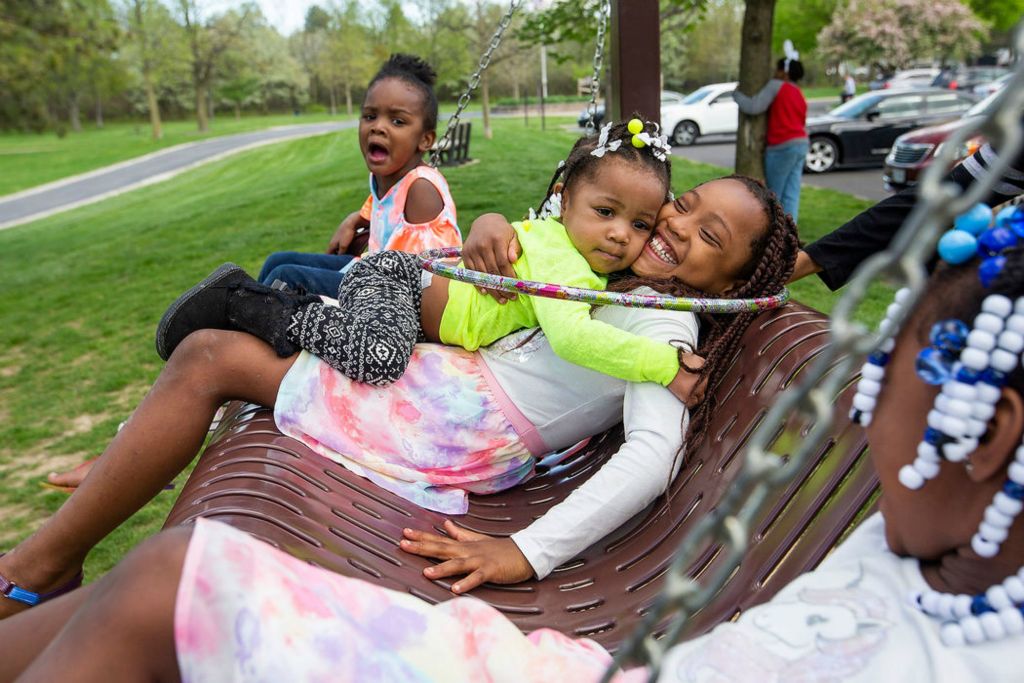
[
  {"left": 582, "top": 0, "right": 611, "bottom": 135},
  {"left": 430, "top": 0, "right": 524, "bottom": 167},
  {"left": 602, "top": 26, "right": 1024, "bottom": 683}
]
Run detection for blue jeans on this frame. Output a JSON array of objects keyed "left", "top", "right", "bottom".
[
  {"left": 258, "top": 251, "right": 355, "bottom": 297},
  {"left": 764, "top": 140, "right": 809, "bottom": 223}
]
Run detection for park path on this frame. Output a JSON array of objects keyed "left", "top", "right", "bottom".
[{"left": 0, "top": 120, "right": 358, "bottom": 231}]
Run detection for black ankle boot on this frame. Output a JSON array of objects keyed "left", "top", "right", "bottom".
[{"left": 155, "top": 264, "right": 321, "bottom": 360}]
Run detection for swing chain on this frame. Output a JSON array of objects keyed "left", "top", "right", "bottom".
[
  {"left": 602, "top": 24, "right": 1024, "bottom": 683},
  {"left": 584, "top": 0, "right": 611, "bottom": 135},
  {"left": 430, "top": 0, "right": 524, "bottom": 167}
]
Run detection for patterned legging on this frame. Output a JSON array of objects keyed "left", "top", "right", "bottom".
[{"left": 286, "top": 251, "right": 425, "bottom": 386}]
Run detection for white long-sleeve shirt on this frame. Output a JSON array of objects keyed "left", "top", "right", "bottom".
[{"left": 479, "top": 291, "right": 698, "bottom": 579}]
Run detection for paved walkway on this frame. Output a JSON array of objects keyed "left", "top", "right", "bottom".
[{"left": 0, "top": 120, "right": 357, "bottom": 231}]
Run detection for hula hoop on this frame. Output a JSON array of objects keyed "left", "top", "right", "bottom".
[{"left": 418, "top": 247, "right": 790, "bottom": 314}]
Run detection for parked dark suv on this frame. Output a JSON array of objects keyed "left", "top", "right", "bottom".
[
  {"left": 931, "top": 66, "right": 1009, "bottom": 93},
  {"left": 882, "top": 89, "right": 1001, "bottom": 191},
  {"left": 804, "top": 88, "right": 976, "bottom": 173}
]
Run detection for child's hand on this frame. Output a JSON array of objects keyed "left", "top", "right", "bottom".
[
  {"left": 400, "top": 519, "right": 534, "bottom": 593},
  {"left": 668, "top": 352, "right": 707, "bottom": 408},
  {"left": 327, "top": 211, "right": 367, "bottom": 254},
  {"left": 463, "top": 213, "right": 522, "bottom": 304}
]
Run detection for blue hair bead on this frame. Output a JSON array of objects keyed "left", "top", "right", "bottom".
[
  {"left": 929, "top": 320, "right": 969, "bottom": 354},
  {"left": 954, "top": 203, "right": 993, "bottom": 236},
  {"left": 978, "top": 255, "right": 1007, "bottom": 288},
  {"left": 937, "top": 229, "right": 978, "bottom": 264},
  {"left": 924, "top": 427, "right": 949, "bottom": 446},
  {"left": 1004, "top": 480, "right": 1024, "bottom": 500},
  {"left": 868, "top": 351, "right": 890, "bottom": 366},
  {"left": 916, "top": 346, "right": 954, "bottom": 385},
  {"left": 955, "top": 366, "right": 980, "bottom": 384},
  {"left": 971, "top": 595, "right": 996, "bottom": 615},
  {"left": 1008, "top": 206, "right": 1024, "bottom": 238},
  {"left": 977, "top": 227, "right": 1018, "bottom": 258},
  {"left": 979, "top": 367, "right": 1008, "bottom": 387},
  {"left": 996, "top": 204, "right": 1019, "bottom": 229}
]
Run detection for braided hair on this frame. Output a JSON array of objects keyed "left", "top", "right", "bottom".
[
  {"left": 610, "top": 174, "right": 801, "bottom": 453},
  {"left": 368, "top": 53, "right": 439, "bottom": 131},
  {"left": 534, "top": 118, "right": 673, "bottom": 217}
]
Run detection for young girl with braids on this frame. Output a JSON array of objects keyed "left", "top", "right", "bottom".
[
  {"left": 5, "top": 212, "right": 1023, "bottom": 683},
  {"left": 0, "top": 129, "right": 798, "bottom": 620}
]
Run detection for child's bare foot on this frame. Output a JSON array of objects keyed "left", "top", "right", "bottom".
[
  {"left": 0, "top": 551, "right": 83, "bottom": 620},
  {"left": 44, "top": 459, "right": 96, "bottom": 490}
]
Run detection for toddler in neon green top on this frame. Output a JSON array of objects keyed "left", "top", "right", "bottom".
[{"left": 158, "top": 119, "right": 698, "bottom": 391}]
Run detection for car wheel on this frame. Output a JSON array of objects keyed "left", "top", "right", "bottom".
[
  {"left": 805, "top": 137, "right": 838, "bottom": 173},
  {"left": 672, "top": 120, "right": 699, "bottom": 146}
]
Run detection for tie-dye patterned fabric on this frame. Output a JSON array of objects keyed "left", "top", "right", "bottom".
[
  {"left": 176, "top": 519, "right": 647, "bottom": 683},
  {"left": 274, "top": 347, "right": 537, "bottom": 514},
  {"left": 359, "top": 165, "right": 462, "bottom": 255}
]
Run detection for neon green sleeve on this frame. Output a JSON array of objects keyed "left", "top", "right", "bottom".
[{"left": 517, "top": 219, "right": 680, "bottom": 386}]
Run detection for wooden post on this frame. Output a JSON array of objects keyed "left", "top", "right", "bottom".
[{"left": 609, "top": 0, "right": 661, "bottom": 126}]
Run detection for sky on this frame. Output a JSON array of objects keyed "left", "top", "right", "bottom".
[{"left": 253, "top": 0, "right": 316, "bottom": 35}]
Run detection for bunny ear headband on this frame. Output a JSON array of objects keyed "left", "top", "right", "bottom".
[{"left": 783, "top": 39, "right": 799, "bottom": 72}]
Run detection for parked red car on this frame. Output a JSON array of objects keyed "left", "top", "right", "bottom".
[{"left": 882, "top": 90, "right": 1001, "bottom": 191}]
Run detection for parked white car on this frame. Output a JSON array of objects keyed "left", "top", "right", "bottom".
[{"left": 661, "top": 82, "right": 738, "bottom": 146}]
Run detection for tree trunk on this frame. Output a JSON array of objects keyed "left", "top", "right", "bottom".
[
  {"left": 481, "top": 72, "right": 492, "bottom": 139},
  {"left": 329, "top": 86, "right": 337, "bottom": 116},
  {"left": 143, "top": 71, "right": 163, "bottom": 139},
  {"left": 234, "top": 103, "right": 241, "bottom": 120},
  {"left": 195, "top": 81, "right": 209, "bottom": 132},
  {"left": 94, "top": 91, "right": 104, "bottom": 128},
  {"left": 69, "top": 92, "right": 81, "bottom": 132},
  {"left": 344, "top": 82, "right": 353, "bottom": 115},
  {"left": 734, "top": 0, "right": 777, "bottom": 180}
]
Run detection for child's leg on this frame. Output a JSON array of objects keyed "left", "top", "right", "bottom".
[
  {"left": 0, "top": 330, "right": 294, "bottom": 620},
  {"left": 287, "top": 251, "right": 424, "bottom": 386},
  {"left": 9, "top": 528, "right": 190, "bottom": 682},
  {"left": 258, "top": 251, "right": 354, "bottom": 296}
]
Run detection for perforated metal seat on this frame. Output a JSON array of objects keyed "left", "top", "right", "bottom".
[{"left": 164, "top": 302, "right": 875, "bottom": 648}]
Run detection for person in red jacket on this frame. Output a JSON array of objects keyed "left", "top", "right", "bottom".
[{"left": 734, "top": 56, "right": 809, "bottom": 222}]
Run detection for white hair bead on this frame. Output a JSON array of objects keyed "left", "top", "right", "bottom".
[
  {"left": 1009, "top": 462, "right": 1024, "bottom": 484},
  {"left": 982, "top": 294, "right": 1013, "bottom": 318},
  {"left": 1005, "top": 314, "right": 1024, "bottom": 335},
  {"left": 953, "top": 594, "right": 973, "bottom": 618},
  {"left": 984, "top": 505, "right": 1014, "bottom": 529},
  {"left": 961, "top": 616, "right": 985, "bottom": 644},
  {"left": 960, "top": 347, "right": 989, "bottom": 370},
  {"left": 964, "top": 419, "right": 987, "bottom": 438},
  {"left": 997, "top": 330, "right": 1024, "bottom": 354},
  {"left": 899, "top": 465, "right": 926, "bottom": 490},
  {"left": 1016, "top": 297, "right": 1024, "bottom": 315},
  {"left": 990, "top": 348, "right": 1018, "bottom": 372},
  {"left": 895, "top": 287, "right": 912, "bottom": 304},
  {"left": 979, "top": 521, "right": 1008, "bottom": 543},
  {"left": 880, "top": 337, "right": 896, "bottom": 353},
  {"left": 975, "top": 312, "right": 1006, "bottom": 334},
  {"left": 879, "top": 318, "right": 897, "bottom": 336},
  {"left": 853, "top": 393, "right": 876, "bottom": 412},
  {"left": 980, "top": 612, "right": 1006, "bottom": 640},
  {"left": 942, "top": 441, "right": 973, "bottom": 462},
  {"left": 857, "top": 378, "right": 881, "bottom": 396},
  {"left": 942, "top": 381, "right": 977, "bottom": 401},
  {"left": 940, "top": 416, "right": 968, "bottom": 437},
  {"left": 861, "top": 363, "right": 885, "bottom": 381},
  {"left": 973, "top": 403, "right": 996, "bottom": 422},
  {"left": 944, "top": 398, "right": 973, "bottom": 418},
  {"left": 941, "top": 623, "right": 966, "bottom": 647},
  {"left": 972, "top": 533, "right": 1000, "bottom": 558},
  {"left": 927, "top": 410, "right": 945, "bottom": 430},
  {"left": 1016, "top": 445, "right": 1024, "bottom": 464},
  {"left": 976, "top": 383, "right": 1001, "bottom": 403},
  {"left": 967, "top": 329, "right": 997, "bottom": 352},
  {"left": 1004, "top": 577, "right": 1024, "bottom": 603},
  {"left": 999, "top": 607, "right": 1024, "bottom": 635},
  {"left": 986, "top": 585, "right": 1013, "bottom": 611},
  {"left": 886, "top": 303, "right": 903, "bottom": 320},
  {"left": 913, "top": 457, "right": 940, "bottom": 479},
  {"left": 994, "top": 492, "right": 1024, "bottom": 516},
  {"left": 917, "top": 441, "right": 941, "bottom": 462},
  {"left": 937, "top": 593, "right": 957, "bottom": 619}
]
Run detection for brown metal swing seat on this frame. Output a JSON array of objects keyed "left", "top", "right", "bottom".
[{"left": 164, "top": 301, "right": 875, "bottom": 649}]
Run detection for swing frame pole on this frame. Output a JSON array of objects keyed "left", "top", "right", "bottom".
[{"left": 608, "top": 0, "right": 661, "bottom": 126}]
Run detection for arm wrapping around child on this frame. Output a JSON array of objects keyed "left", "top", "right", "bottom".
[{"left": 440, "top": 217, "right": 680, "bottom": 387}]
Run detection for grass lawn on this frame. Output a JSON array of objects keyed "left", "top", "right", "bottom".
[
  {"left": 0, "top": 113, "right": 349, "bottom": 197},
  {"left": 0, "top": 116, "right": 879, "bottom": 579}
]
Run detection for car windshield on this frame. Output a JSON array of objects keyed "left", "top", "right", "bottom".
[
  {"left": 828, "top": 94, "right": 883, "bottom": 119},
  {"left": 967, "top": 90, "right": 1006, "bottom": 117},
  {"left": 682, "top": 86, "right": 715, "bottom": 104}
]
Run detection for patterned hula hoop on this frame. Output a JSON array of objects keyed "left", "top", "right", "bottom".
[{"left": 418, "top": 247, "right": 790, "bottom": 314}]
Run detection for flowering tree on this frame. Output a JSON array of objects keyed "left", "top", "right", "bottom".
[{"left": 817, "top": 0, "right": 987, "bottom": 71}]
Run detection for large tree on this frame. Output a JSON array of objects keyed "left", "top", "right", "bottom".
[
  {"left": 734, "top": 0, "right": 777, "bottom": 179},
  {"left": 817, "top": 0, "right": 987, "bottom": 71}
]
